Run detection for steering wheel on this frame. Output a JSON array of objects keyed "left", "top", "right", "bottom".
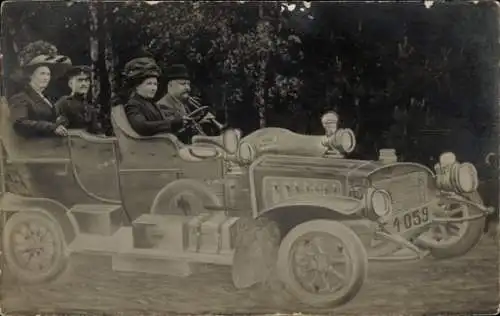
[
  {"left": 185, "top": 106, "right": 209, "bottom": 121},
  {"left": 183, "top": 105, "right": 225, "bottom": 136}
]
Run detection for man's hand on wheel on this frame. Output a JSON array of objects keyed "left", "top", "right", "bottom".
[
  {"left": 182, "top": 116, "right": 195, "bottom": 126},
  {"left": 199, "top": 112, "right": 216, "bottom": 124}
]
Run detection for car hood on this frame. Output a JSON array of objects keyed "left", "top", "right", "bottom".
[
  {"left": 250, "top": 154, "right": 438, "bottom": 211},
  {"left": 241, "top": 127, "right": 326, "bottom": 157}
]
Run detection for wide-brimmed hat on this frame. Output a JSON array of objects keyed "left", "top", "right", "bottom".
[
  {"left": 11, "top": 40, "right": 72, "bottom": 82},
  {"left": 64, "top": 65, "right": 92, "bottom": 79},
  {"left": 123, "top": 57, "right": 161, "bottom": 83},
  {"left": 165, "top": 64, "right": 190, "bottom": 82}
]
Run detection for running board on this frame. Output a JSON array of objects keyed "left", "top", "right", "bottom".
[
  {"left": 67, "top": 226, "right": 134, "bottom": 255},
  {"left": 114, "top": 247, "right": 234, "bottom": 266},
  {"left": 68, "top": 226, "right": 233, "bottom": 263}
]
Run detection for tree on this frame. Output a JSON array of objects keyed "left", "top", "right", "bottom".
[{"left": 105, "top": 1, "right": 306, "bottom": 133}]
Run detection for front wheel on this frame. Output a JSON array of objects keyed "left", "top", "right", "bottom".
[
  {"left": 415, "top": 192, "right": 486, "bottom": 259},
  {"left": 2, "top": 211, "right": 69, "bottom": 284},
  {"left": 276, "top": 220, "right": 368, "bottom": 308}
]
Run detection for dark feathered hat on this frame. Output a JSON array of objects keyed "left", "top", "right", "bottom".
[
  {"left": 123, "top": 56, "right": 161, "bottom": 83},
  {"left": 11, "top": 40, "right": 72, "bottom": 82},
  {"left": 165, "top": 64, "right": 190, "bottom": 82}
]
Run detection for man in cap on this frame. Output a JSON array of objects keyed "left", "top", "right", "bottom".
[
  {"left": 54, "top": 65, "right": 101, "bottom": 133},
  {"left": 156, "top": 64, "right": 218, "bottom": 143}
]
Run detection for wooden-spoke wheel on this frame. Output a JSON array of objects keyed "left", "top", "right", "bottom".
[
  {"left": 2, "top": 211, "right": 69, "bottom": 284},
  {"left": 291, "top": 233, "right": 349, "bottom": 294},
  {"left": 416, "top": 193, "right": 486, "bottom": 259},
  {"left": 277, "top": 220, "right": 367, "bottom": 308}
]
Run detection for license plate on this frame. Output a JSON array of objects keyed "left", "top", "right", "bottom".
[{"left": 387, "top": 204, "right": 433, "bottom": 234}]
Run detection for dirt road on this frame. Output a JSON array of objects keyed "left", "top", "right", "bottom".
[{"left": 1, "top": 233, "right": 498, "bottom": 315}]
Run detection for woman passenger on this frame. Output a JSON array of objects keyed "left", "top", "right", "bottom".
[
  {"left": 8, "top": 40, "right": 72, "bottom": 138},
  {"left": 123, "top": 57, "right": 187, "bottom": 137}
]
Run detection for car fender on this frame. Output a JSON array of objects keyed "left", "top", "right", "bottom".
[
  {"left": 0, "top": 192, "right": 79, "bottom": 245},
  {"left": 256, "top": 194, "right": 364, "bottom": 218},
  {"left": 440, "top": 191, "right": 494, "bottom": 215},
  {"left": 150, "top": 178, "right": 223, "bottom": 214}
]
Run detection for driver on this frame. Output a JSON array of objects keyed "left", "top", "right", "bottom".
[
  {"left": 156, "top": 64, "right": 216, "bottom": 143},
  {"left": 123, "top": 57, "right": 188, "bottom": 137}
]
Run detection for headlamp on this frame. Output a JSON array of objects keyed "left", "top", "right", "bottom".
[
  {"left": 435, "top": 152, "right": 479, "bottom": 193},
  {"left": 323, "top": 128, "right": 356, "bottom": 154},
  {"left": 222, "top": 129, "right": 241, "bottom": 154},
  {"left": 365, "top": 188, "right": 392, "bottom": 218},
  {"left": 237, "top": 142, "right": 255, "bottom": 164}
]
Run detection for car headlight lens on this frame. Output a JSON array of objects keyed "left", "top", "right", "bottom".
[
  {"left": 366, "top": 189, "right": 392, "bottom": 217},
  {"left": 338, "top": 129, "right": 356, "bottom": 153},
  {"left": 451, "top": 162, "right": 478, "bottom": 193},
  {"left": 325, "top": 128, "right": 356, "bottom": 154},
  {"left": 237, "top": 142, "right": 255, "bottom": 164},
  {"left": 222, "top": 129, "right": 240, "bottom": 154}
]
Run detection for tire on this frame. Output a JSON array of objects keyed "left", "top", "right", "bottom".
[
  {"left": 2, "top": 211, "right": 69, "bottom": 284},
  {"left": 416, "top": 191, "right": 486, "bottom": 259},
  {"left": 276, "top": 219, "right": 368, "bottom": 308}
]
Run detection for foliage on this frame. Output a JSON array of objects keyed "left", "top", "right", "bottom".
[
  {"left": 107, "top": 1, "right": 305, "bottom": 132},
  {"left": 2, "top": 1, "right": 91, "bottom": 97},
  {"left": 1, "top": 1, "right": 498, "bottom": 168}
]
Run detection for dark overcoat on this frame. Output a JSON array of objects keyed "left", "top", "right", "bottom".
[
  {"left": 156, "top": 93, "right": 204, "bottom": 144},
  {"left": 54, "top": 94, "right": 101, "bottom": 133},
  {"left": 8, "top": 85, "right": 68, "bottom": 138},
  {"left": 124, "top": 93, "right": 184, "bottom": 137}
]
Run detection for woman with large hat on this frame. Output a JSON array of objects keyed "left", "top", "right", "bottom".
[
  {"left": 8, "top": 40, "right": 72, "bottom": 138},
  {"left": 123, "top": 56, "right": 187, "bottom": 137}
]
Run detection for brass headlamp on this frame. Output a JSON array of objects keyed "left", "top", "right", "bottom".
[
  {"left": 321, "top": 111, "right": 356, "bottom": 155},
  {"left": 434, "top": 152, "right": 479, "bottom": 194}
]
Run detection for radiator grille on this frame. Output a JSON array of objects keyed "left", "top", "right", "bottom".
[
  {"left": 263, "top": 177, "right": 343, "bottom": 207},
  {"left": 373, "top": 171, "right": 429, "bottom": 211}
]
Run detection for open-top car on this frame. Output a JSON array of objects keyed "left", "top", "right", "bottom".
[{"left": 0, "top": 97, "right": 494, "bottom": 308}]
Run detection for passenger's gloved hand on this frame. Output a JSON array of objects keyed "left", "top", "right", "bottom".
[
  {"left": 170, "top": 117, "right": 186, "bottom": 132},
  {"left": 54, "top": 125, "right": 68, "bottom": 136}
]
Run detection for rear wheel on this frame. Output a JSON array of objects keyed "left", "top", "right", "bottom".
[
  {"left": 276, "top": 220, "right": 367, "bottom": 308},
  {"left": 2, "top": 211, "right": 69, "bottom": 284}
]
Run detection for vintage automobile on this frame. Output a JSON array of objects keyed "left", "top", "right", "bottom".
[{"left": 0, "top": 97, "right": 494, "bottom": 308}]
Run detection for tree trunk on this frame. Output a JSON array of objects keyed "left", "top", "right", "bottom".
[
  {"left": 89, "top": 1, "right": 100, "bottom": 105},
  {"left": 354, "top": 97, "right": 361, "bottom": 135},
  {"left": 256, "top": 49, "right": 268, "bottom": 129},
  {"left": 256, "top": 4, "right": 267, "bottom": 129}
]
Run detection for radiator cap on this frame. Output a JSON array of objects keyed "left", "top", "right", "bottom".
[{"left": 379, "top": 148, "right": 397, "bottom": 163}]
